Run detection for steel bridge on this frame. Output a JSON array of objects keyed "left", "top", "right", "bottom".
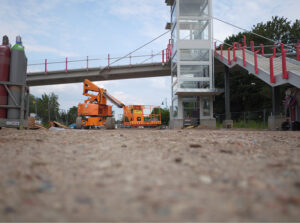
[{"left": 27, "top": 41, "right": 300, "bottom": 89}]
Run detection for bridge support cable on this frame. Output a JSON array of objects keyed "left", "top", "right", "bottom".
[
  {"left": 212, "top": 16, "right": 295, "bottom": 50},
  {"left": 99, "top": 30, "right": 170, "bottom": 73}
]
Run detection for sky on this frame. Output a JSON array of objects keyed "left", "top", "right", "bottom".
[{"left": 0, "top": 0, "right": 299, "bottom": 119}]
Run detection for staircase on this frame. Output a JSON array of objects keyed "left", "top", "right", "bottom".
[{"left": 215, "top": 47, "right": 300, "bottom": 88}]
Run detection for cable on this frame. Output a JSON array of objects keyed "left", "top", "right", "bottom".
[
  {"left": 140, "top": 51, "right": 162, "bottom": 64},
  {"left": 100, "top": 30, "right": 170, "bottom": 73},
  {"left": 212, "top": 16, "right": 294, "bottom": 50}
]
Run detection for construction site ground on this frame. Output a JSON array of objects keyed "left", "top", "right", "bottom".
[{"left": 0, "top": 128, "right": 300, "bottom": 222}]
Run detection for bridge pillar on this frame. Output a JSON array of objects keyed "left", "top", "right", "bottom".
[
  {"left": 223, "top": 66, "right": 233, "bottom": 128},
  {"left": 268, "top": 86, "right": 284, "bottom": 130},
  {"left": 272, "top": 86, "right": 281, "bottom": 116}
]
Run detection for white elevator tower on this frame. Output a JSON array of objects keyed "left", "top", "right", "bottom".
[{"left": 166, "top": 0, "right": 220, "bottom": 128}]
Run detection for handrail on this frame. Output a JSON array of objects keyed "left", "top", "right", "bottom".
[
  {"left": 250, "top": 41, "right": 255, "bottom": 52},
  {"left": 260, "top": 44, "right": 265, "bottom": 56},
  {"left": 269, "top": 56, "right": 276, "bottom": 84},
  {"left": 228, "top": 47, "right": 232, "bottom": 65},
  {"left": 254, "top": 50, "right": 260, "bottom": 74},
  {"left": 233, "top": 42, "right": 237, "bottom": 61},
  {"left": 221, "top": 44, "right": 224, "bottom": 60},
  {"left": 242, "top": 46, "right": 246, "bottom": 67},
  {"left": 296, "top": 44, "right": 300, "bottom": 61},
  {"left": 281, "top": 43, "right": 288, "bottom": 79}
]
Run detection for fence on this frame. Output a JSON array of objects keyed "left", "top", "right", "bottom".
[
  {"left": 215, "top": 109, "right": 274, "bottom": 129},
  {"left": 27, "top": 39, "right": 173, "bottom": 74},
  {"left": 27, "top": 53, "right": 164, "bottom": 74}
]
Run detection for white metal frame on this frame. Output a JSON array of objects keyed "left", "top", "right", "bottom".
[{"left": 171, "top": 0, "right": 215, "bottom": 121}]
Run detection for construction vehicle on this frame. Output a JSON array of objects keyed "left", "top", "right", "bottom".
[
  {"left": 123, "top": 105, "right": 161, "bottom": 127},
  {"left": 76, "top": 79, "right": 161, "bottom": 129}
]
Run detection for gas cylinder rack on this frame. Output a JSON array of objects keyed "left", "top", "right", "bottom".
[
  {"left": 0, "top": 36, "right": 29, "bottom": 129},
  {"left": 0, "top": 81, "right": 29, "bottom": 129}
]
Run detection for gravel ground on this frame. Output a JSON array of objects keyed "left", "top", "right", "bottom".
[{"left": 0, "top": 128, "right": 300, "bottom": 222}]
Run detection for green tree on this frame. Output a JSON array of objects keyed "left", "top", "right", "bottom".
[
  {"left": 161, "top": 108, "right": 170, "bottom": 126},
  {"left": 150, "top": 107, "right": 170, "bottom": 125},
  {"left": 58, "top": 110, "right": 68, "bottom": 125},
  {"left": 35, "top": 93, "right": 60, "bottom": 125},
  {"left": 67, "top": 106, "right": 78, "bottom": 124}
]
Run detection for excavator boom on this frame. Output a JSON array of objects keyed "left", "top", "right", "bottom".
[{"left": 103, "top": 92, "right": 125, "bottom": 108}]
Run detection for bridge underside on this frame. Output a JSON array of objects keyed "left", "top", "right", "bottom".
[{"left": 26, "top": 63, "right": 171, "bottom": 86}]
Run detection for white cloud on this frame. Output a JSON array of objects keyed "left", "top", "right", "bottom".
[
  {"left": 25, "top": 44, "right": 79, "bottom": 57},
  {"left": 214, "top": 0, "right": 300, "bottom": 42},
  {"left": 108, "top": 0, "right": 170, "bottom": 45},
  {"left": 31, "top": 83, "right": 82, "bottom": 95},
  {"left": 150, "top": 77, "right": 167, "bottom": 89},
  {"left": 110, "top": 91, "right": 143, "bottom": 105}
]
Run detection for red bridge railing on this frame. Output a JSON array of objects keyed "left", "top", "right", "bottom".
[{"left": 269, "top": 56, "right": 276, "bottom": 84}]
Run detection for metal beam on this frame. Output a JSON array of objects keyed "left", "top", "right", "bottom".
[
  {"left": 272, "top": 86, "right": 281, "bottom": 116},
  {"left": 224, "top": 65, "right": 231, "bottom": 120},
  {"left": 26, "top": 63, "right": 171, "bottom": 86}
]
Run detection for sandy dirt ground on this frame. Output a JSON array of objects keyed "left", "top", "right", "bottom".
[{"left": 0, "top": 128, "right": 300, "bottom": 222}]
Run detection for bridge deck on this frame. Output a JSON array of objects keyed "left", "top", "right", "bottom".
[
  {"left": 26, "top": 63, "right": 171, "bottom": 86},
  {"left": 216, "top": 49, "right": 300, "bottom": 88}
]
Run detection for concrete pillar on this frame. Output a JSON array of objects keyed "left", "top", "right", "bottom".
[
  {"left": 223, "top": 66, "right": 233, "bottom": 128},
  {"left": 272, "top": 86, "right": 280, "bottom": 116},
  {"left": 199, "top": 96, "right": 216, "bottom": 128},
  {"left": 268, "top": 86, "right": 284, "bottom": 130}
]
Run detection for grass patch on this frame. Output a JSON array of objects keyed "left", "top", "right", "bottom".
[
  {"left": 217, "top": 121, "right": 267, "bottom": 129},
  {"left": 233, "top": 120, "right": 267, "bottom": 129}
]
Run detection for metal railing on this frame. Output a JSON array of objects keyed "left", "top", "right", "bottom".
[
  {"left": 215, "top": 37, "right": 300, "bottom": 85},
  {"left": 215, "top": 109, "right": 274, "bottom": 129}
]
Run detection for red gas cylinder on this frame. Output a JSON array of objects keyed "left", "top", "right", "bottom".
[{"left": 0, "top": 36, "right": 11, "bottom": 118}]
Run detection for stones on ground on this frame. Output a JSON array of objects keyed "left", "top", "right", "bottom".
[
  {"left": 156, "top": 207, "right": 170, "bottom": 216},
  {"left": 3, "top": 206, "right": 16, "bottom": 215},
  {"left": 1, "top": 129, "right": 300, "bottom": 221},
  {"left": 199, "top": 175, "right": 212, "bottom": 184},
  {"left": 98, "top": 160, "right": 111, "bottom": 169},
  {"left": 7, "top": 179, "right": 15, "bottom": 186},
  {"left": 294, "top": 181, "right": 300, "bottom": 189},
  {"left": 115, "top": 163, "right": 122, "bottom": 168},
  {"left": 277, "top": 196, "right": 300, "bottom": 206},
  {"left": 227, "top": 140, "right": 235, "bottom": 144},
  {"left": 238, "top": 180, "right": 248, "bottom": 189},
  {"left": 121, "top": 144, "right": 127, "bottom": 148},
  {"left": 220, "top": 149, "right": 233, "bottom": 154},
  {"left": 174, "top": 157, "right": 182, "bottom": 163},
  {"left": 37, "top": 180, "right": 53, "bottom": 193},
  {"left": 267, "top": 163, "right": 284, "bottom": 168},
  {"left": 75, "top": 196, "right": 93, "bottom": 205},
  {"left": 22, "top": 198, "right": 36, "bottom": 206},
  {"left": 30, "top": 161, "right": 47, "bottom": 168},
  {"left": 189, "top": 144, "right": 202, "bottom": 148}
]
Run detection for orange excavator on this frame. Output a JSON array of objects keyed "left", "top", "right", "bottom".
[{"left": 76, "top": 79, "right": 161, "bottom": 129}]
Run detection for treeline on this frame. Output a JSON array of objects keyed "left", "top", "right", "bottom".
[{"left": 29, "top": 93, "right": 77, "bottom": 126}]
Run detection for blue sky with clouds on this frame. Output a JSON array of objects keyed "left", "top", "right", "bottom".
[{"left": 0, "top": 0, "right": 299, "bottom": 118}]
